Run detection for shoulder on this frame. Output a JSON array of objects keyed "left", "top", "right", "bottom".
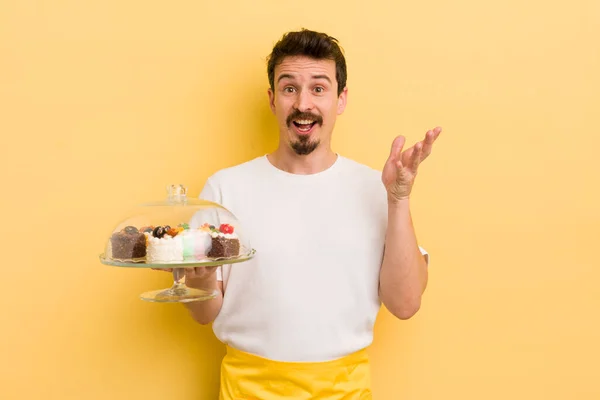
[
  {"left": 336, "top": 155, "right": 388, "bottom": 206},
  {"left": 337, "top": 155, "right": 383, "bottom": 184},
  {"left": 207, "top": 156, "right": 267, "bottom": 185},
  {"left": 199, "top": 156, "right": 266, "bottom": 203}
]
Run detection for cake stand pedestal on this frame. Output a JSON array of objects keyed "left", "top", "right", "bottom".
[{"left": 139, "top": 268, "right": 218, "bottom": 303}]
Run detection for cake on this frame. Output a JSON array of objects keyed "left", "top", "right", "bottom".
[
  {"left": 108, "top": 221, "right": 241, "bottom": 262},
  {"left": 207, "top": 224, "right": 240, "bottom": 258},
  {"left": 180, "top": 223, "right": 212, "bottom": 259},
  {"left": 145, "top": 225, "right": 184, "bottom": 262},
  {"left": 110, "top": 226, "right": 146, "bottom": 260}
]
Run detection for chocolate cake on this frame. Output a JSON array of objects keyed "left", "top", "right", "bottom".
[
  {"left": 110, "top": 226, "right": 147, "bottom": 259},
  {"left": 208, "top": 236, "right": 240, "bottom": 258},
  {"left": 207, "top": 224, "right": 240, "bottom": 258}
]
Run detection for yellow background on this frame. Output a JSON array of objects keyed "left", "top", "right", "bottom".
[{"left": 1, "top": 0, "right": 599, "bottom": 399}]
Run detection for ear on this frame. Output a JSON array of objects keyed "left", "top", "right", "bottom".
[
  {"left": 267, "top": 87, "right": 276, "bottom": 114},
  {"left": 337, "top": 86, "right": 348, "bottom": 115}
]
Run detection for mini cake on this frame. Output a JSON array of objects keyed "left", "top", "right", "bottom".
[
  {"left": 180, "top": 223, "right": 212, "bottom": 259},
  {"left": 146, "top": 225, "right": 184, "bottom": 262},
  {"left": 207, "top": 224, "right": 240, "bottom": 258},
  {"left": 110, "top": 226, "right": 147, "bottom": 260}
]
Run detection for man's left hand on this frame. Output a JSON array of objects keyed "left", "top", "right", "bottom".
[{"left": 382, "top": 126, "right": 442, "bottom": 203}]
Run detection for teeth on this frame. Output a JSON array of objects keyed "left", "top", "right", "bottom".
[{"left": 295, "top": 119, "right": 314, "bottom": 125}]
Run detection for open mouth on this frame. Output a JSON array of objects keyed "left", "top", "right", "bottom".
[{"left": 292, "top": 119, "right": 318, "bottom": 134}]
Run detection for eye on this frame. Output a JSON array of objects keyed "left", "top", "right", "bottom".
[
  {"left": 283, "top": 86, "right": 296, "bottom": 93},
  {"left": 314, "top": 86, "right": 324, "bottom": 93}
]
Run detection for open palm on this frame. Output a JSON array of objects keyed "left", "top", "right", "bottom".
[{"left": 382, "top": 127, "right": 442, "bottom": 201}]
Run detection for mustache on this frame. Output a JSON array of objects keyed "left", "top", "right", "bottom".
[{"left": 286, "top": 109, "right": 323, "bottom": 127}]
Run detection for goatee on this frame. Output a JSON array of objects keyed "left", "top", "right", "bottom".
[
  {"left": 286, "top": 108, "right": 323, "bottom": 156},
  {"left": 291, "top": 135, "right": 320, "bottom": 155}
]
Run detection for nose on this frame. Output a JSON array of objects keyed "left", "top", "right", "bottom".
[{"left": 294, "top": 89, "right": 314, "bottom": 112}]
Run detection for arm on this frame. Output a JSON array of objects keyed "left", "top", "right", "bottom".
[
  {"left": 380, "top": 126, "right": 442, "bottom": 320},
  {"left": 184, "top": 267, "right": 224, "bottom": 325},
  {"left": 379, "top": 198, "right": 428, "bottom": 319}
]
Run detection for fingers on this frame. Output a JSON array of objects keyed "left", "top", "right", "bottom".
[
  {"left": 185, "top": 267, "right": 205, "bottom": 279},
  {"left": 392, "top": 127, "right": 441, "bottom": 165},
  {"left": 420, "top": 131, "right": 434, "bottom": 160},
  {"left": 388, "top": 136, "right": 406, "bottom": 164},
  {"left": 411, "top": 142, "right": 423, "bottom": 171},
  {"left": 152, "top": 266, "right": 218, "bottom": 279},
  {"left": 183, "top": 266, "right": 218, "bottom": 279},
  {"left": 420, "top": 126, "right": 442, "bottom": 161}
]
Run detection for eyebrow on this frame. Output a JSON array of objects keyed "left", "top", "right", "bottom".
[
  {"left": 311, "top": 75, "right": 332, "bottom": 84},
  {"left": 277, "top": 74, "right": 332, "bottom": 84}
]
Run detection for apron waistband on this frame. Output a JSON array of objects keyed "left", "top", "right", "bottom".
[{"left": 225, "top": 345, "right": 369, "bottom": 370}]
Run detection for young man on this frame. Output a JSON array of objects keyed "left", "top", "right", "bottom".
[{"left": 183, "top": 29, "right": 442, "bottom": 399}]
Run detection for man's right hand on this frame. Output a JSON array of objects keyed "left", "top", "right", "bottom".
[
  {"left": 184, "top": 266, "right": 219, "bottom": 281},
  {"left": 152, "top": 266, "right": 223, "bottom": 325},
  {"left": 151, "top": 266, "right": 218, "bottom": 280}
]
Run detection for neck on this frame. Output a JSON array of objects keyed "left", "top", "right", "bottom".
[{"left": 267, "top": 143, "right": 337, "bottom": 175}]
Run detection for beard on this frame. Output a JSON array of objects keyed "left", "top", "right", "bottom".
[
  {"left": 290, "top": 135, "right": 320, "bottom": 155},
  {"left": 286, "top": 108, "right": 323, "bottom": 156}
]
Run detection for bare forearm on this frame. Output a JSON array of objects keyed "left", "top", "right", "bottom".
[
  {"left": 184, "top": 276, "right": 223, "bottom": 325},
  {"left": 379, "top": 198, "right": 428, "bottom": 319}
]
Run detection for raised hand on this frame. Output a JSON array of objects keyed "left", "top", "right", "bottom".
[{"left": 382, "top": 126, "right": 442, "bottom": 202}]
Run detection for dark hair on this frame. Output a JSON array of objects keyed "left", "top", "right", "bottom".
[{"left": 267, "top": 29, "right": 347, "bottom": 96}]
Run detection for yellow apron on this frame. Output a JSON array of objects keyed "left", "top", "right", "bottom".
[{"left": 219, "top": 346, "right": 372, "bottom": 399}]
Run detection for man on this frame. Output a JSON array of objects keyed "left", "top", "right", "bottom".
[{"left": 182, "top": 29, "right": 441, "bottom": 399}]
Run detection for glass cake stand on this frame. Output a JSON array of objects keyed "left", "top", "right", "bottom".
[{"left": 99, "top": 184, "right": 256, "bottom": 303}]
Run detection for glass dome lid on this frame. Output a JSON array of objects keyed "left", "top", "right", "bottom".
[
  {"left": 100, "top": 184, "right": 255, "bottom": 268},
  {"left": 99, "top": 184, "right": 255, "bottom": 304}
]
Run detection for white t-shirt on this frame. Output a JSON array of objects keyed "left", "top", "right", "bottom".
[{"left": 198, "top": 155, "right": 428, "bottom": 362}]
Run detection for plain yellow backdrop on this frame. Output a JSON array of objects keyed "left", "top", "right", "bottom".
[{"left": 1, "top": 0, "right": 599, "bottom": 399}]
